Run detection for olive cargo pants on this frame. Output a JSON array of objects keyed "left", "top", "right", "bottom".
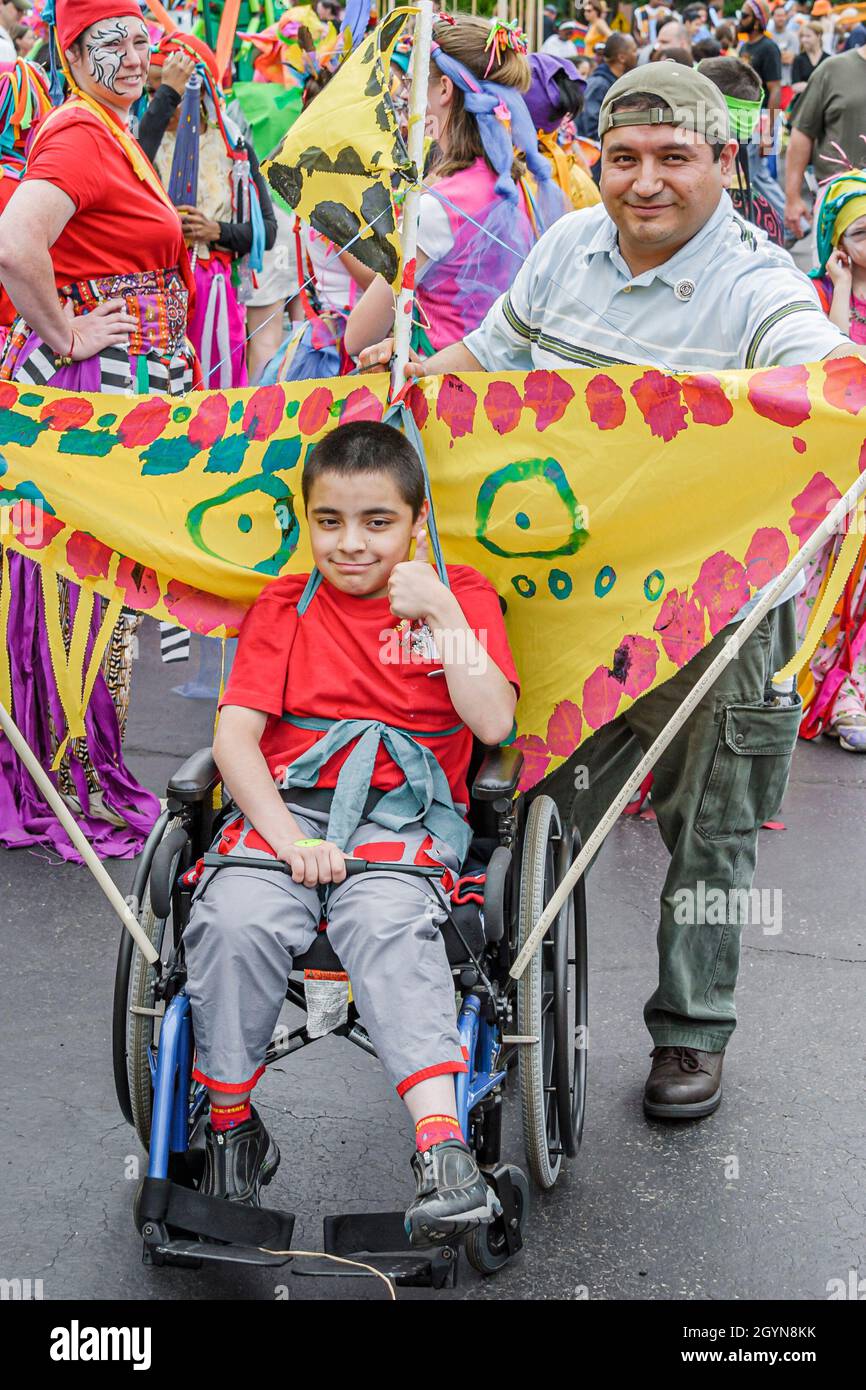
[{"left": 540, "top": 602, "right": 801, "bottom": 1051}]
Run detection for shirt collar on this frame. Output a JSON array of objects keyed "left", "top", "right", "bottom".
[{"left": 587, "top": 194, "right": 733, "bottom": 288}]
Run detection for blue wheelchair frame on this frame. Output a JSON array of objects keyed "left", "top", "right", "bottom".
[{"left": 146, "top": 987, "right": 507, "bottom": 1182}]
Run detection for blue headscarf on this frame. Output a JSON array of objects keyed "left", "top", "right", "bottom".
[{"left": 430, "top": 39, "right": 565, "bottom": 234}]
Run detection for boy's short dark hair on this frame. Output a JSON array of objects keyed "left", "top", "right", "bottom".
[{"left": 302, "top": 420, "right": 426, "bottom": 517}]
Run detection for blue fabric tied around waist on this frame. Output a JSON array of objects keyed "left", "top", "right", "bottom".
[{"left": 279, "top": 714, "right": 471, "bottom": 864}]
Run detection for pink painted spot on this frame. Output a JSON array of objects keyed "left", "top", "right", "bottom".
[
  {"left": 117, "top": 397, "right": 170, "bottom": 449},
  {"left": 614, "top": 634, "right": 659, "bottom": 699},
  {"left": 401, "top": 257, "right": 416, "bottom": 291},
  {"left": 39, "top": 397, "right": 94, "bottom": 431},
  {"left": 653, "top": 589, "right": 706, "bottom": 667},
  {"left": 545, "top": 699, "right": 583, "bottom": 756},
  {"left": 163, "top": 580, "right": 247, "bottom": 635},
  {"left": 681, "top": 374, "right": 733, "bottom": 426},
  {"left": 340, "top": 386, "right": 384, "bottom": 424},
  {"left": 692, "top": 552, "right": 750, "bottom": 636},
  {"left": 242, "top": 386, "right": 285, "bottom": 441},
  {"left": 514, "top": 734, "right": 551, "bottom": 790},
  {"left": 630, "top": 370, "right": 688, "bottom": 441},
  {"left": 585, "top": 374, "right": 626, "bottom": 430},
  {"left": 822, "top": 355, "right": 866, "bottom": 415},
  {"left": 483, "top": 380, "right": 522, "bottom": 435},
  {"left": 188, "top": 393, "right": 229, "bottom": 451},
  {"left": 793, "top": 436, "right": 807, "bottom": 454},
  {"left": 789, "top": 472, "right": 841, "bottom": 544},
  {"left": 0, "top": 382, "right": 17, "bottom": 409},
  {"left": 436, "top": 374, "right": 476, "bottom": 443},
  {"left": 523, "top": 370, "right": 574, "bottom": 431},
  {"left": 404, "top": 383, "right": 429, "bottom": 430},
  {"left": 582, "top": 665, "right": 623, "bottom": 730},
  {"left": 10, "top": 504, "right": 64, "bottom": 550},
  {"left": 747, "top": 364, "right": 811, "bottom": 428},
  {"left": 116, "top": 556, "right": 160, "bottom": 610},
  {"left": 65, "top": 531, "right": 113, "bottom": 582},
  {"left": 744, "top": 527, "right": 789, "bottom": 590},
  {"left": 297, "top": 386, "right": 334, "bottom": 436}
]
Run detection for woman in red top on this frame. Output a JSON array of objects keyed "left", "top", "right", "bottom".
[{"left": 0, "top": 0, "right": 194, "bottom": 860}]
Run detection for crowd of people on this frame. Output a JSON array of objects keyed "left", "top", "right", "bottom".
[{"left": 0, "top": 0, "right": 864, "bottom": 1191}]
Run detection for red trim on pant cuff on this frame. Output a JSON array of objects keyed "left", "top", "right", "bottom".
[
  {"left": 191, "top": 1062, "right": 265, "bottom": 1093},
  {"left": 396, "top": 1060, "right": 468, "bottom": 1098}
]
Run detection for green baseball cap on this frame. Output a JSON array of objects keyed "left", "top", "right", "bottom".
[{"left": 598, "top": 64, "right": 731, "bottom": 144}]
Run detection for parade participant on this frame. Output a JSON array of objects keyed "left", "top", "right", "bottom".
[
  {"left": 789, "top": 20, "right": 828, "bottom": 105},
  {"left": 0, "top": 59, "right": 51, "bottom": 341},
  {"left": 683, "top": 3, "right": 711, "bottom": 44},
  {"left": 345, "top": 15, "right": 566, "bottom": 360},
  {"left": 0, "top": 0, "right": 29, "bottom": 62},
  {"left": 632, "top": 3, "right": 671, "bottom": 48},
  {"left": 577, "top": 32, "right": 637, "bottom": 144},
  {"left": 0, "top": 0, "right": 194, "bottom": 857},
  {"left": 768, "top": 0, "right": 802, "bottom": 83},
  {"left": 542, "top": 18, "right": 582, "bottom": 60},
  {"left": 785, "top": 40, "right": 866, "bottom": 237},
  {"left": 141, "top": 31, "right": 277, "bottom": 388},
  {"left": 183, "top": 419, "right": 519, "bottom": 1238},
  {"left": 739, "top": 0, "right": 786, "bottom": 225},
  {"left": 795, "top": 170, "right": 866, "bottom": 751},
  {"left": 360, "top": 65, "right": 859, "bottom": 1121},
  {"left": 698, "top": 55, "right": 786, "bottom": 244},
  {"left": 583, "top": 0, "right": 611, "bottom": 55},
  {"left": 525, "top": 51, "right": 601, "bottom": 212}
]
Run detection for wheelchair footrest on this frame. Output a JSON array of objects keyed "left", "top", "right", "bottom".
[
  {"left": 290, "top": 1211, "right": 459, "bottom": 1289},
  {"left": 138, "top": 1177, "right": 295, "bottom": 1265}
]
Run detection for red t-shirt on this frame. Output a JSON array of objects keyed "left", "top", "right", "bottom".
[
  {"left": 220, "top": 566, "right": 520, "bottom": 809},
  {"left": 23, "top": 106, "right": 188, "bottom": 288}
]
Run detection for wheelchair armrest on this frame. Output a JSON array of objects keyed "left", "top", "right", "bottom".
[
  {"left": 471, "top": 745, "right": 524, "bottom": 802},
  {"left": 166, "top": 747, "right": 221, "bottom": 804}
]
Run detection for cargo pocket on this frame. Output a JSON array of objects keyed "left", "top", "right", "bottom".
[{"left": 695, "top": 696, "right": 803, "bottom": 840}]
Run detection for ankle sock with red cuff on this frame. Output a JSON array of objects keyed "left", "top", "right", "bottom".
[
  {"left": 210, "top": 1100, "right": 251, "bottom": 1132},
  {"left": 415, "top": 1114, "right": 464, "bottom": 1153}
]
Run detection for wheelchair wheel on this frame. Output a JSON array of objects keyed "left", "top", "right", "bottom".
[
  {"left": 464, "top": 1166, "right": 529, "bottom": 1276},
  {"left": 554, "top": 826, "right": 588, "bottom": 1157},
  {"left": 125, "top": 816, "right": 186, "bottom": 1151},
  {"left": 516, "top": 794, "right": 568, "bottom": 1191}
]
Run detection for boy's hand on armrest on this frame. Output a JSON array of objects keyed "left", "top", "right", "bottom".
[{"left": 275, "top": 837, "right": 347, "bottom": 888}]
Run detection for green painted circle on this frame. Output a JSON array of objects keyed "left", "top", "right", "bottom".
[
  {"left": 511, "top": 574, "right": 536, "bottom": 598},
  {"left": 548, "top": 568, "right": 573, "bottom": 600},
  {"left": 644, "top": 569, "right": 665, "bottom": 602},
  {"left": 97, "top": 413, "right": 117, "bottom": 427},
  {"left": 594, "top": 565, "right": 616, "bottom": 597},
  {"left": 229, "top": 400, "right": 244, "bottom": 422},
  {"left": 515, "top": 510, "right": 530, "bottom": 530},
  {"left": 237, "top": 513, "right": 252, "bottom": 533},
  {"left": 173, "top": 406, "right": 192, "bottom": 422}
]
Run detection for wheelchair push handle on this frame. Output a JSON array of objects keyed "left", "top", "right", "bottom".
[{"left": 201, "top": 851, "right": 446, "bottom": 880}]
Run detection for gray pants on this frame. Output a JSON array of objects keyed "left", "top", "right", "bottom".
[{"left": 184, "top": 806, "right": 467, "bottom": 1096}]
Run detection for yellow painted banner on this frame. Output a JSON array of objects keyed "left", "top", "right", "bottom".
[{"left": 1, "top": 359, "right": 864, "bottom": 786}]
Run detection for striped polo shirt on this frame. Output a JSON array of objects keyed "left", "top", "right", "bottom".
[{"left": 464, "top": 193, "right": 848, "bottom": 375}]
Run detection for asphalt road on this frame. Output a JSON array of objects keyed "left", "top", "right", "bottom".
[{"left": 1, "top": 620, "right": 864, "bottom": 1302}]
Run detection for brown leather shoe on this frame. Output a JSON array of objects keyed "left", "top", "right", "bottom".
[{"left": 643, "top": 1046, "right": 724, "bottom": 1119}]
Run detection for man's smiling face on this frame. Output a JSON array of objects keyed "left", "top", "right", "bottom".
[{"left": 601, "top": 122, "right": 736, "bottom": 263}]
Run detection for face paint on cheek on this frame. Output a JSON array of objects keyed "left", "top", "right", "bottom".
[{"left": 84, "top": 19, "right": 133, "bottom": 92}]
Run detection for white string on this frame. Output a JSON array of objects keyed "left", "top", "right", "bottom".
[{"left": 257, "top": 1246, "right": 397, "bottom": 1299}]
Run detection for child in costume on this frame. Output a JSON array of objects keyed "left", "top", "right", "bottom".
[
  {"left": 794, "top": 169, "right": 866, "bottom": 752},
  {"left": 345, "top": 14, "right": 567, "bottom": 359},
  {"left": 183, "top": 419, "right": 520, "bottom": 1245}
]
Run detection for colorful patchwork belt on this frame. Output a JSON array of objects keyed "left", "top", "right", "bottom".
[{"left": 58, "top": 267, "right": 189, "bottom": 359}]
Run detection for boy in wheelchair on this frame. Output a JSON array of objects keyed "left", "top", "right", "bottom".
[{"left": 183, "top": 419, "right": 519, "bottom": 1248}]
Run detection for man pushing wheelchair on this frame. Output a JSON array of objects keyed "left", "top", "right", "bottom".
[{"left": 182, "top": 419, "right": 520, "bottom": 1247}]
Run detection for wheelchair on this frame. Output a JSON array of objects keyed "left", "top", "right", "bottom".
[{"left": 112, "top": 739, "right": 588, "bottom": 1289}]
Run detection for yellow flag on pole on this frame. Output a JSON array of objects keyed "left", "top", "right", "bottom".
[{"left": 263, "top": 8, "right": 416, "bottom": 288}]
